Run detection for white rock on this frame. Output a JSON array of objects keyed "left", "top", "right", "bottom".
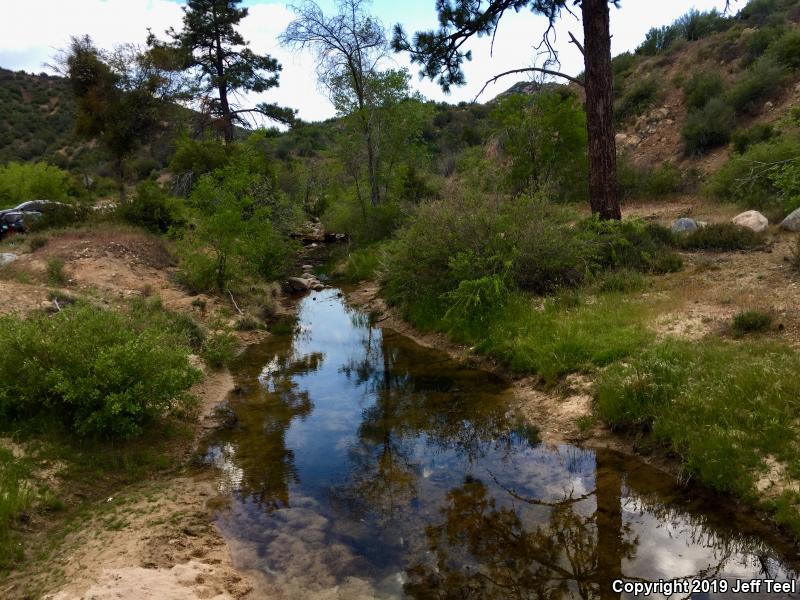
[
  {"left": 732, "top": 210, "right": 769, "bottom": 233},
  {"left": 0, "top": 253, "right": 17, "bottom": 266},
  {"left": 779, "top": 207, "right": 800, "bottom": 232}
]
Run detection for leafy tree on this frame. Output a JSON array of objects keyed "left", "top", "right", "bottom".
[
  {"left": 490, "top": 89, "right": 588, "bottom": 200},
  {"left": 155, "top": 0, "right": 295, "bottom": 143},
  {"left": 393, "top": 0, "right": 623, "bottom": 220},
  {"left": 281, "top": 0, "right": 389, "bottom": 206},
  {"left": 62, "top": 36, "right": 164, "bottom": 202}
]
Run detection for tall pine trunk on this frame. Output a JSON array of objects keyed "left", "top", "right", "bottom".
[{"left": 582, "top": 0, "right": 621, "bottom": 220}]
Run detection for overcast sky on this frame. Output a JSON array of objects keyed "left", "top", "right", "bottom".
[{"left": 1, "top": 0, "right": 732, "bottom": 122}]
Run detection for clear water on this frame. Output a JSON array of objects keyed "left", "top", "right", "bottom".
[{"left": 201, "top": 288, "right": 800, "bottom": 599}]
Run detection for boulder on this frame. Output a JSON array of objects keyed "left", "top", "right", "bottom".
[
  {"left": 301, "top": 272, "right": 315, "bottom": 280},
  {"left": 780, "top": 207, "right": 800, "bottom": 232},
  {"left": 671, "top": 218, "right": 699, "bottom": 234},
  {"left": 0, "top": 253, "right": 17, "bottom": 266},
  {"left": 732, "top": 210, "right": 769, "bottom": 233},
  {"left": 311, "top": 283, "right": 325, "bottom": 291},
  {"left": 301, "top": 264, "right": 313, "bottom": 271},
  {"left": 615, "top": 133, "right": 628, "bottom": 145},
  {"left": 287, "top": 277, "right": 312, "bottom": 291}
]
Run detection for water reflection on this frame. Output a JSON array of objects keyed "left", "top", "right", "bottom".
[{"left": 202, "top": 289, "right": 799, "bottom": 599}]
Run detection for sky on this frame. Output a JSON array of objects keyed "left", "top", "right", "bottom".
[{"left": 0, "top": 0, "right": 732, "bottom": 123}]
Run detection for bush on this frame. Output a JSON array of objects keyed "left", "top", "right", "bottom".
[
  {"left": 615, "top": 78, "right": 661, "bottom": 122},
  {"left": 677, "top": 223, "right": 765, "bottom": 251},
  {"left": 728, "top": 56, "right": 788, "bottom": 116},
  {"left": 169, "top": 136, "right": 230, "bottom": 179},
  {"left": 682, "top": 97, "right": 736, "bottom": 155},
  {"left": 768, "top": 29, "right": 800, "bottom": 69},
  {"left": 201, "top": 331, "right": 238, "bottom": 369},
  {"left": 341, "top": 245, "right": 386, "bottom": 282},
  {"left": 46, "top": 258, "right": 66, "bottom": 285},
  {"left": 577, "top": 218, "right": 682, "bottom": 274},
  {"left": 117, "top": 181, "right": 184, "bottom": 234},
  {"left": 0, "top": 304, "right": 201, "bottom": 439},
  {"left": 683, "top": 71, "right": 725, "bottom": 110},
  {"left": 732, "top": 123, "right": 776, "bottom": 154},
  {"left": 0, "top": 162, "right": 77, "bottom": 208},
  {"left": 386, "top": 194, "right": 680, "bottom": 312},
  {"left": 644, "top": 163, "right": 683, "bottom": 197},
  {"left": 771, "top": 160, "right": 800, "bottom": 215},
  {"left": 707, "top": 137, "right": 800, "bottom": 211},
  {"left": 731, "top": 309, "right": 773, "bottom": 336}
]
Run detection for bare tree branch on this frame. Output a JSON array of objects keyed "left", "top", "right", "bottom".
[
  {"left": 474, "top": 66, "right": 583, "bottom": 101},
  {"left": 568, "top": 31, "right": 584, "bottom": 55}
]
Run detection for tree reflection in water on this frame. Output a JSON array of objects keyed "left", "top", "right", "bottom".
[{"left": 203, "top": 290, "right": 799, "bottom": 598}]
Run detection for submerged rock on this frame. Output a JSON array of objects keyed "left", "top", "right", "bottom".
[
  {"left": 732, "top": 210, "right": 768, "bottom": 233},
  {"left": 779, "top": 207, "right": 800, "bottom": 232},
  {"left": 671, "top": 218, "right": 699, "bottom": 234}
]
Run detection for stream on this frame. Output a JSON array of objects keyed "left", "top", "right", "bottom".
[{"left": 200, "top": 287, "right": 800, "bottom": 599}]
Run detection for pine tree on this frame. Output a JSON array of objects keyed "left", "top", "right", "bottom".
[{"left": 162, "top": 0, "right": 295, "bottom": 142}]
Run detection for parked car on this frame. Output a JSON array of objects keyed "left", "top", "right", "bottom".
[
  {"left": 1, "top": 210, "right": 42, "bottom": 233},
  {"left": 0, "top": 201, "right": 75, "bottom": 234}
]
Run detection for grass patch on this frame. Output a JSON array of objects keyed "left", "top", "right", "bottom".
[
  {"left": 597, "top": 338, "right": 800, "bottom": 533},
  {"left": 677, "top": 223, "right": 765, "bottom": 251},
  {"left": 0, "top": 447, "right": 34, "bottom": 569},
  {"left": 405, "top": 291, "right": 653, "bottom": 384},
  {"left": 731, "top": 309, "right": 772, "bottom": 337},
  {"left": 596, "top": 269, "right": 649, "bottom": 293}
]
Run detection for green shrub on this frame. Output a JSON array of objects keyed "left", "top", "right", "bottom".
[
  {"left": 731, "top": 309, "right": 773, "bottom": 336},
  {"left": 29, "top": 236, "right": 48, "bottom": 251},
  {"left": 117, "top": 181, "right": 184, "bottom": 234},
  {"left": 46, "top": 258, "right": 66, "bottom": 285},
  {"left": 728, "top": 56, "right": 788, "bottom": 116},
  {"left": 707, "top": 137, "right": 800, "bottom": 211},
  {"left": 645, "top": 163, "right": 683, "bottom": 197},
  {"left": 597, "top": 338, "right": 800, "bottom": 500},
  {"left": 615, "top": 77, "right": 661, "bottom": 122},
  {"left": 732, "top": 123, "right": 776, "bottom": 154},
  {"left": 0, "top": 304, "right": 201, "bottom": 439},
  {"left": 201, "top": 331, "right": 238, "bottom": 369},
  {"left": 577, "top": 218, "right": 681, "bottom": 274},
  {"left": 768, "top": 29, "right": 800, "bottom": 69},
  {"left": 678, "top": 223, "right": 765, "bottom": 251},
  {"left": 770, "top": 160, "right": 800, "bottom": 214},
  {"left": 682, "top": 97, "right": 736, "bottom": 155},
  {"left": 683, "top": 71, "right": 725, "bottom": 110},
  {"left": 341, "top": 245, "right": 385, "bottom": 282},
  {"left": 0, "top": 162, "right": 77, "bottom": 208},
  {"left": 169, "top": 135, "right": 230, "bottom": 179}
]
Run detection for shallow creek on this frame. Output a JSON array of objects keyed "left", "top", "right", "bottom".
[{"left": 200, "top": 287, "right": 800, "bottom": 599}]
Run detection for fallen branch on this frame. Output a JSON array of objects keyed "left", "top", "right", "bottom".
[{"left": 228, "top": 290, "right": 244, "bottom": 316}]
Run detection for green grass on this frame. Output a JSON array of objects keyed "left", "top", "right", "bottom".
[
  {"left": 404, "top": 290, "right": 654, "bottom": 384},
  {"left": 0, "top": 447, "right": 34, "bottom": 569},
  {"left": 597, "top": 337, "right": 800, "bottom": 533},
  {"left": 46, "top": 259, "right": 66, "bottom": 286}
]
